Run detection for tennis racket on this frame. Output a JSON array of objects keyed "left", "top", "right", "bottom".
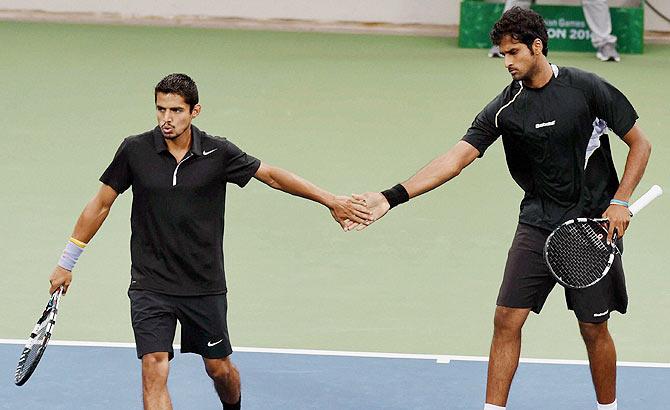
[
  {"left": 14, "top": 286, "right": 63, "bottom": 386},
  {"left": 544, "top": 185, "right": 663, "bottom": 289}
]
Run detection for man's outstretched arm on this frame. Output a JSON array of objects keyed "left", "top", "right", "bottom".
[
  {"left": 49, "top": 184, "right": 119, "bottom": 293},
  {"left": 352, "top": 140, "right": 481, "bottom": 230},
  {"left": 253, "top": 162, "right": 373, "bottom": 230}
]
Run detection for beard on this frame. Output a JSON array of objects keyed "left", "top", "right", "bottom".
[
  {"left": 159, "top": 122, "right": 187, "bottom": 140},
  {"left": 162, "top": 132, "right": 181, "bottom": 140},
  {"left": 515, "top": 55, "right": 542, "bottom": 83}
]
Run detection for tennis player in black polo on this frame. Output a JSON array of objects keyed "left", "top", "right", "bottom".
[
  {"left": 352, "top": 8, "right": 651, "bottom": 410},
  {"left": 48, "top": 73, "right": 371, "bottom": 409}
]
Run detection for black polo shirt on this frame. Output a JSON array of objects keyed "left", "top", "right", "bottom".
[
  {"left": 462, "top": 65, "right": 638, "bottom": 231},
  {"left": 100, "top": 125, "right": 261, "bottom": 296}
]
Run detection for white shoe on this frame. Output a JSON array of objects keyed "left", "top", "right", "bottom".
[
  {"left": 488, "top": 45, "right": 503, "bottom": 58},
  {"left": 596, "top": 43, "right": 620, "bottom": 62}
]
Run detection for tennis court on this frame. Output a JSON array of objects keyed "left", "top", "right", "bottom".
[
  {"left": 1, "top": 19, "right": 669, "bottom": 409},
  {"left": 1, "top": 341, "right": 669, "bottom": 409}
]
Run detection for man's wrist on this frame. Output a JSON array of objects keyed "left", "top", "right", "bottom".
[
  {"left": 57, "top": 237, "right": 87, "bottom": 272},
  {"left": 381, "top": 184, "right": 409, "bottom": 209},
  {"left": 323, "top": 193, "right": 338, "bottom": 210},
  {"left": 609, "top": 199, "right": 630, "bottom": 208}
]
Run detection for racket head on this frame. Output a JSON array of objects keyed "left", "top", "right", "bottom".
[
  {"left": 14, "top": 287, "right": 62, "bottom": 386},
  {"left": 544, "top": 218, "right": 617, "bottom": 289}
]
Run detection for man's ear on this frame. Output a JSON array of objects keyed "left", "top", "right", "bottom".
[{"left": 191, "top": 104, "right": 202, "bottom": 118}]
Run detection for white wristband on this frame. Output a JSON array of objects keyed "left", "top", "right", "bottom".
[{"left": 57, "top": 238, "right": 86, "bottom": 271}]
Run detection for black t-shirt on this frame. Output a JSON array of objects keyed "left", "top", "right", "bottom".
[
  {"left": 100, "top": 125, "right": 261, "bottom": 296},
  {"left": 462, "top": 65, "right": 638, "bottom": 230}
]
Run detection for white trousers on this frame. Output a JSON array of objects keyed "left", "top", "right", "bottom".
[{"left": 503, "top": 0, "right": 617, "bottom": 47}]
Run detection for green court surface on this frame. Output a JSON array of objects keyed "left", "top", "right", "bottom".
[{"left": 1, "top": 21, "right": 668, "bottom": 364}]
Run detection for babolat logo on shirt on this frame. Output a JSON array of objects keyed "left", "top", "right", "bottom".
[{"left": 535, "top": 120, "right": 556, "bottom": 129}]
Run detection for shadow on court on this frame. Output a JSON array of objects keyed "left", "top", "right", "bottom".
[{"left": 0, "top": 343, "right": 668, "bottom": 409}]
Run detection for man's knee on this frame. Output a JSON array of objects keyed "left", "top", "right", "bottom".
[
  {"left": 578, "top": 321, "right": 610, "bottom": 345},
  {"left": 204, "top": 358, "right": 235, "bottom": 382},
  {"left": 493, "top": 306, "right": 530, "bottom": 336},
  {"left": 142, "top": 352, "right": 170, "bottom": 381}
]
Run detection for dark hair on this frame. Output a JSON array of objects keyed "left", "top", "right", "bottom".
[
  {"left": 154, "top": 73, "right": 199, "bottom": 111},
  {"left": 490, "top": 7, "right": 549, "bottom": 56}
]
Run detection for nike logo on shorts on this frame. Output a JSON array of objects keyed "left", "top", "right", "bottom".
[
  {"left": 593, "top": 310, "right": 609, "bottom": 317},
  {"left": 207, "top": 339, "right": 224, "bottom": 347}
]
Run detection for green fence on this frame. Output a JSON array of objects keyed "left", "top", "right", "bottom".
[{"left": 459, "top": 0, "right": 644, "bottom": 53}]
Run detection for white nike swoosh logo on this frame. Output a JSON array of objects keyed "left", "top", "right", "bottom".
[
  {"left": 593, "top": 310, "right": 609, "bottom": 317},
  {"left": 535, "top": 120, "right": 556, "bottom": 129},
  {"left": 203, "top": 148, "right": 218, "bottom": 156},
  {"left": 207, "top": 339, "right": 224, "bottom": 347}
]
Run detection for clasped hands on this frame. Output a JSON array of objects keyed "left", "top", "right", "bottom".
[{"left": 329, "top": 192, "right": 391, "bottom": 231}]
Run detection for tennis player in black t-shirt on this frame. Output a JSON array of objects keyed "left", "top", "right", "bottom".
[
  {"left": 352, "top": 8, "right": 651, "bottom": 410},
  {"left": 48, "top": 73, "right": 372, "bottom": 409}
]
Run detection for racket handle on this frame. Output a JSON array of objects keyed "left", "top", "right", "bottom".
[{"left": 629, "top": 185, "right": 663, "bottom": 216}]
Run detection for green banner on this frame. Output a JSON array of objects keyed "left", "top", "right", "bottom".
[{"left": 458, "top": 0, "right": 644, "bottom": 54}]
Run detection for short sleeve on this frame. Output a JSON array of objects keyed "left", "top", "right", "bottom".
[
  {"left": 222, "top": 139, "right": 261, "bottom": 187},
  {"left": 99, "top": 139, "right": 132, "bottom": 194},
  {"left": 461, "top": 96, "right": 501, "bottom": 157},
  {"left": 591, "top": 75, "right": 638, "bottom": 138}
]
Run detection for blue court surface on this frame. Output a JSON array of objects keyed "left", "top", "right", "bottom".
[{"left": 1, "top": 341, "right": 668, "bottom": 409}]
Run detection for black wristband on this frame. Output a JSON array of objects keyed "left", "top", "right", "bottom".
[{"left": 381, "top": 184, "right": 409, "bottom": 209}]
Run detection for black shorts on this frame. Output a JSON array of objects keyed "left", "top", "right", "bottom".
[
  {"left": 128, "top": 289, "right": 233, "bottom": 360},
  {"left": 497, "top": 223, "right": 628, "bottom": 323}
]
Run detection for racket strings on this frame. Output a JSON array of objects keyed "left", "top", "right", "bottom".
[
  {"left": 15, "top": 314, "right": 53, "bottom": 383},
  {"left": 15, "top": 288, "right": 62, "bottom": 386},
  {"left": 17, "top": 343, "right": 44, "bottom": 377},
  {"left": 547, "top": 222, "right": 611, "bottom": 287}
]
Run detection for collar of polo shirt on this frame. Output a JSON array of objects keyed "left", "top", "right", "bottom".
[{"left": 152, "top": 125, "right": 205, "bottom": 156}]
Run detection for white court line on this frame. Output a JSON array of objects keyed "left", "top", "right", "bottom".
[
  {"left": 1, "top": 339, "right": 669, "bottom": 368},
  {"left": 0, "top": 339, "right": 139, "bottom": 349}
]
